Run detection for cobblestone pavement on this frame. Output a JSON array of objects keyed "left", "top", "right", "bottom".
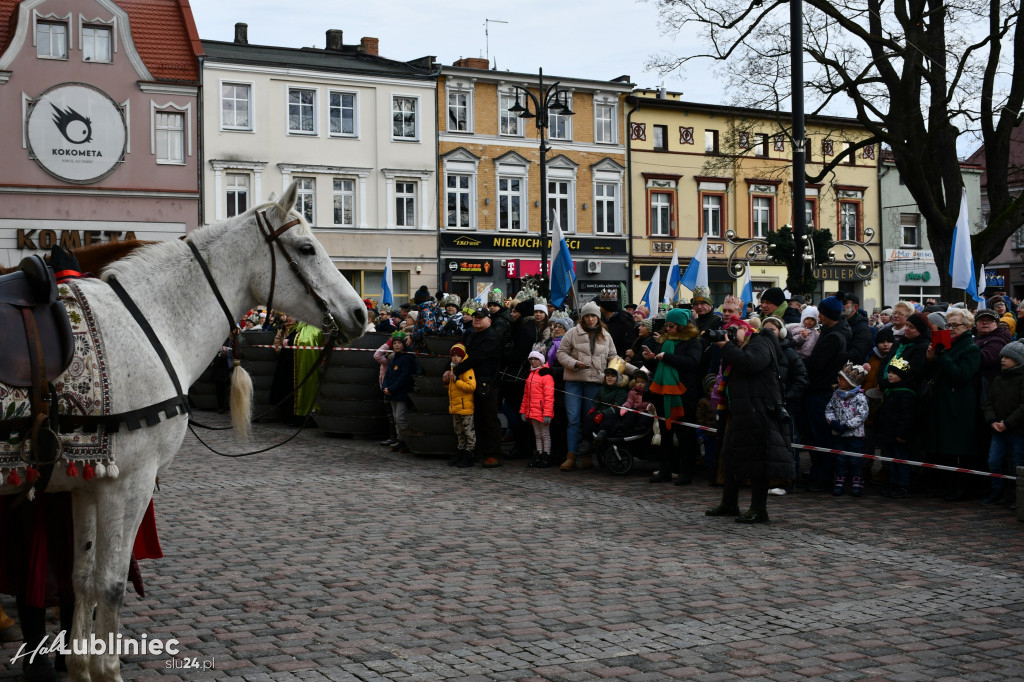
[{"left": 3, "top": 416, "right": 1024, "bottom": 681}]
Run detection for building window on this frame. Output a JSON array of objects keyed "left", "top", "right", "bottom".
[
  {"left": 499, "top": 92, "right": 523, "bottom": 137},
  {"left": 650, "top": 192, "right": 673, "bottom": 237},
  {"left": 594, "top": 182, "right": 618, "bottom": 234},
  {"left": 754, "top": 133, "right": 769, "bottom": 157},
  {"left": 288, "top": 87, "right": 316, "bottom": 134},
  {"left": 155, "top": 112, "right": 184, "bottom": 164},
  {"left": 498, "top": 177, "right": 524, "bottom": 231},
  {"left": 221, "top": 83, "right": 252, "bottom": 131},
  {"left": 752, "top": 196, "right": 772, "bottom": 238},
  {"left": 36, "top": 21, "right": 67, "bottom": 59},
  {"left": 342, "top": 269, "right": 410, "bottom": 306},
  {"left": 595, "top": 103, "right": 615, "bottom": 143},
  {"left": 900, "top": 213, "right": 920, "bottom": 247},
  {"left": 333, "top": 178, "right": 355, "bottom": 226},
  {"left": 1012, "top": 226, "right": 1024, "bottom": 249},
  {"left": 448, "top": 91, "right": 471, "bottom": 132},
  {"left": 329, "top": 91, "right": 356, "bottom": 136},
  {"left": 705, "top": 129, "right": 719, "bottom": 153},
  {"left": 845, "top": 142, "right": 857, "bottom": 165},
  {"left": 392, "top": 96, "right": 418, "bottom": 140},
  {"left": 396, "top": 181, "right": 416, "bottom": 227},
  {"left": 446, "top": 174, "right": 472, "bottom": 229},
  {"left": 839, "top": 201, "right": 860, "bottom": 241},
  {"left": 82, "top": 25, "right": 111, "bottom": 62},
  {"left": 805, "top": 198, "right": 818, "bottom": 229},
  {"left": 226, "top": 174, "right": 249, "bottom": 218},
  {"left": 548, "top": 180, "right": 573, "bottom": 232},
  {"left": 295, "top": 178, "right": 315, "bottom": 224},
  {"left": 549, "top": 95, "right": 571, "bottom": 140},
  {"left": 702, "top": 193, "right": 723, "bottom": 238},
  {"left": 653, "top": 124, "right": 668, "bottom": 151}
]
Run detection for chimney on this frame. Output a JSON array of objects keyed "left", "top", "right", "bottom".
[
  {"left": 234, "top": 22, "right": 248, "bottom": 45},
  {"left": 325, "top": 29, "right": 344, "bottom": 52},
  {"left": 453, "top": 57, "right": 489, "bottom": 70},
  {"left": 359, "top": 37, "right": 379, "bottom": 56}
]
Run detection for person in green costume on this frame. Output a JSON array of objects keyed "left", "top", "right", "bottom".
[{"left": 292, "top": 321, "right": 324, "bottom": 421}]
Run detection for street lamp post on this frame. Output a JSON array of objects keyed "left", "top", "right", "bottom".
[{"left": 509, "top": 68, "right": 574, "bottom": 281}]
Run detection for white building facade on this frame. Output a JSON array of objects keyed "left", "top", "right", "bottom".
[{"left": 201, "top": 26, "right": 438, "bottom": 306}]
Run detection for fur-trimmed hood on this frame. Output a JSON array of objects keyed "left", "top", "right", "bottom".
[{"left": 658, "top": 323, "right": 700, "bottom": 342}]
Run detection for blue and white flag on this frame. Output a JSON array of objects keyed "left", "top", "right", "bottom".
[
  {"left": 474, "top": 282, "right": 493, "bottom": 307},
  {"left": 740, "top": 265, "right": 754, "bottom": 313},
  {"left": 663, "top": 250, "right": 680, "bottom": 305},
  {"left": 948, "top": 188, "right": 985, "bottom": 304},
  {"left": 381, "top": 247, "right": 394, "bottom": 306},
  {"left": 680, "top": 234, "right": 709, "bottom": 294},
  {"left": 640, "top": 265, "right": 661, "bottom": 317},
  {"left": 549, "top": 211, "right": 576, "bottom": 308}
]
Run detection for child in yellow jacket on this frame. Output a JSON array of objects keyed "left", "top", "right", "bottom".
[{"left": 444, "top": 343, "right": 476, "bottom": 467}]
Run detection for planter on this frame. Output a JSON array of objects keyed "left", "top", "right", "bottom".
[
  {"left": 354, "top": 332, "right": 390, "bottom": 349},
  {"left": 320, "top": 381, "right": 382, "bottom": 401},
  {"left": 423, "top": 336, "right": 458, "bottom": 356},
  {"left": 323, "top": 367, "right": 380, "bottom": 385},
  {"left": 319, "top": 397, "right": 388, "bottom": 419},
  {"left": 416, "top": 356, "right": 451, "bottom": 376},
  {"left": 316, "top": 414, "right": 388, "bottom": 437},
  {"left": 406, "top": 411, "right": 455, "bottom": 435},
  {"left": 406, "top": 432, "right": 459, "bottom": 456},
  {"left": 409, "top": 393, "right": 450, "bottom": 414},
  {"left": 327, "top": 348, "right": 379, "bottom": 369},
  {"left": 413, "top": 375, "right": 447, "bottom": 396}
]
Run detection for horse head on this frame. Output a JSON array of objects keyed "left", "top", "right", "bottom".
[{"left": 247, "top": 182, "right": 366, "bottom": 343}]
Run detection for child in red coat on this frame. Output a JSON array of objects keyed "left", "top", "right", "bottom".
[{"left": 521, "top": 351, "right": 555, "bottom": 467}]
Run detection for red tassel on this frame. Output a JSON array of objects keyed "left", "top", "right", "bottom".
[
  {"left": 25, "top": 467, "right": 39, "bottom": 483},
  {"left": 6, "top": 470, "right": 21, "bottom": 486},
  {"left": 66, "top": 461, "right": 79, "bottom": 477},
  {"left": 83, "top": 463, "right": 95, "bottom": 480},
  {"left": 594, "top": 413, "right": 604, "bottom": 425}
]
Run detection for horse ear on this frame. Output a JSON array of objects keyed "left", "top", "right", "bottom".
[{"left": 276, "top": 182, "right": 299, "bottom": 214}]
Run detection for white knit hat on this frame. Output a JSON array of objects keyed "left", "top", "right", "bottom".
[{"left": 801, "top": 306, "right": 819, "bottom": 323}]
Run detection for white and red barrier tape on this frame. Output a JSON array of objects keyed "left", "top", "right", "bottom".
[{"left": 244, "top": 345, "right": 1015, "bottom": 481}]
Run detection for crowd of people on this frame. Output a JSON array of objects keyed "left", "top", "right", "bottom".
[{"left": 353, "top": 283, "right": 1024, "bottom": 524}]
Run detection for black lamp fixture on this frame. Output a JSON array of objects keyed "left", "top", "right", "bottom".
[{"left": 511, "top": 68, "right": 575, "bottom": 278}]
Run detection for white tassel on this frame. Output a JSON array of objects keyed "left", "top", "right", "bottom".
[
  {"left": 651, "top": 411, "right": 662, "bottom": 447},
  {"left": 94, "top": 462, "right": 106, "bottom": 478},
  {"left": 27, "top": 487, "right": 36, "bottom": 501},
  {"left": 106, "top": 463, "right": 119, "bottom": 479}
]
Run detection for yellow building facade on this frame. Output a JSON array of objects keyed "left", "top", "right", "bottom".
[
  {"left": 625, "top": 90, "right": 883, "bottom": 311},
  {"left": 437, "top": 59, "right": 633, "bottom": 304}
]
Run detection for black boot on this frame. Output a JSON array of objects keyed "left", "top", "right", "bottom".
[
  {"left": 448, "top": 449, "right": 466, "bottom": 466},
  {"left": 455, "top": 450, "right": 476, "bottom": 468},
  {"left": 736, "top": 508, "right": 770, "bottom": 523}
]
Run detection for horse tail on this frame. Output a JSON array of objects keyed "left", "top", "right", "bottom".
[{"left": 230, "top": 362, "right": 253, "bottom": 441}]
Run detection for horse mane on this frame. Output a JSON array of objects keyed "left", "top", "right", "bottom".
[{"left": 0, "top": 239, "right": 154, "bottom": 276}]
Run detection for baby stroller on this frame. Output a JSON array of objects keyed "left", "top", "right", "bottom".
[{"left": 593, "top": 404, "right": 662, "bottom": 475}]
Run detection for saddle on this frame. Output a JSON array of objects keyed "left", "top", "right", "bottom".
[{"left": 0, "top": 255, "right": 74, "bottom": 388}]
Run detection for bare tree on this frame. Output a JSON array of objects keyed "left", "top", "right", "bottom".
[{"left": 648, "top": 0, "right": 1024, "bottom": 301}]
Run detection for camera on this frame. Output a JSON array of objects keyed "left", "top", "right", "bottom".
[{"left": 703, "top": 327, "right": 738, "bottom": 343}]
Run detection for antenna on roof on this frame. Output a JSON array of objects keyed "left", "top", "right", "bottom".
[{"left": 484, "top": 18, "right": 508, "bottom": 65}]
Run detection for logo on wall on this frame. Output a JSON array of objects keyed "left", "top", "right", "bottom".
[{"left": 27, "top": 83, "right": 127, "bottom": 184}]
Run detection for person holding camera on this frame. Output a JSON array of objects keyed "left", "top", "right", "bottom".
[{"left": 705, "top": 321, "right": 795, "bottom": 523}]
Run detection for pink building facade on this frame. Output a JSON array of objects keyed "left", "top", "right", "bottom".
[{"left": 0, "top": 0, "right": 202, "bottom": 267}]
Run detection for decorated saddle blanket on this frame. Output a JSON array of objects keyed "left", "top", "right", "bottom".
[{"left": 1, "top": 280, "right": 116, "bottom": 480}]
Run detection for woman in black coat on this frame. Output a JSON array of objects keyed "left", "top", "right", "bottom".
[
  {"left": 705, "top": 326, "right": 795, "bottom": 523},
  {"left": 642, "top": 308, "right": 702, "bottom": 484}
]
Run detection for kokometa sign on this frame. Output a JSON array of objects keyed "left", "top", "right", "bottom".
[{"left": 26, "top": 83, "right": 127, "bottom": 184}]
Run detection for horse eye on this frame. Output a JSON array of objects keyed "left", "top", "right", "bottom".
[{"left": 299, "top": 244, "right": 316, "bottom": 256}]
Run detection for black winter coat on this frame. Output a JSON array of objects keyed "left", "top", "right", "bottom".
[
  {"left": 778, "top": 337, "right": 808, "bottom": 408},
  {"left": 805, "top": 318, "right": 852, "bottom": 393},
  {"left": 604, "top": 310, "right": 638, "bottom": 358},
  {"left": 846, "top": 311, "right": 875, "bottom": 364},
  {"left": 718, "top": 331, "right": 796, "bottom": 480},
  {"left": 983, "top": 364, "right": 1024, "bottom": 435},
  {"left": 505, "top": 318, "right": 544, "bottom": 380},
  {"left": 642, "top": 324, "right": 701, "bottom": 415},
  {"left": 875, "top": 386, "right": 917, "bottom": 448},
  {"left": 456, "top": 326, "right": 501, "bottom": 387}
]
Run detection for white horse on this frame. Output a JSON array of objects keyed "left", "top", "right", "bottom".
[{"left": 1, "top": 182, "right": 366, "bottom": 681}]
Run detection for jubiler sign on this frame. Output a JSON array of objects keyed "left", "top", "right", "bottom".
[{"left": 27, "top": 83, "right": 127, "bottom": 184}]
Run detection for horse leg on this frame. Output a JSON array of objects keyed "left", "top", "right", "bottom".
[
  {"left": 69, "top": 491, "right": 98, "bottom": 682},
  {"left": 88, "top": 483, "right": 149, "bottom": 682}
]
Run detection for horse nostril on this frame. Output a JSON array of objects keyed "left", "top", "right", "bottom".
[{"left": 353, "top": 306, "right": 367, "bottom": 327}]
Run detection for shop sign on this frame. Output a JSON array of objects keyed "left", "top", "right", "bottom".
[
  {"left": 446, "top": 259, "right": 492, "bottom": 275},
  {"left": 17, "top": 228, "right": 137, "bottom": 251},
  {"left": 26, "top": 83, "right": 127, "bottom": 184},
  {"left": 505, "top": 260, "right": 519, "bottom": 278},
  {"left": 887, "top": 248, "right": 934, "bottom": 261},
  {"left": 441, "top": 232, "right": 624, "bottom": 255},
  {"left": 813, "top": 265, "right": 870, "bottom": 281},
  {"left": 905, "top": 271, "right": 931, "bottom": 282}
]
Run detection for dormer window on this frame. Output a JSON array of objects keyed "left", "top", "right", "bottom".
[
  {"left": 37, "top": 21, "right": 67, "bottom": 59},
  {"left": 82, "top": 25, "right": 112, "bottom": 62}
]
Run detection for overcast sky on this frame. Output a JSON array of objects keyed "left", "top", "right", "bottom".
[{"left": 190, "top": 0, "right": 725, "bottom": 102}]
